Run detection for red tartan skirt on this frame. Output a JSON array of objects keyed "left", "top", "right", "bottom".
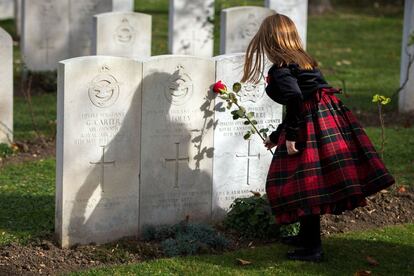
[{"left": 266, "top": 88, "right": 395, "bottom": 225}]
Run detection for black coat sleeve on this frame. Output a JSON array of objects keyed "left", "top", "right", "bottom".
[{"left": 265, "top": 67, "right": 303, "bottom": 143}]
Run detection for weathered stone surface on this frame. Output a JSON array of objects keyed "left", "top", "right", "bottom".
[
  {"left": 0, "top": 27, "right": 13, "bottom": 144},
  {"left": 93, "top": 12, "right": 151, "bottom": 59},
  {"left": 56, "top": 56, "right": 142, "bottom": 248},
  {"left": 140, "top": 55, "right": 215, "bottom": 229}
]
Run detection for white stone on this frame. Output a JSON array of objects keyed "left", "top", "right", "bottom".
[
  {"left": 14, "top": 0, "right": 21, "bottom": 36},
  {"left": 69, "top": 0, "right": 113, "bottom": 57},
  {"left": 0, "top": 28, "right": 13, "bottom": 144},
  {"left": 0, "top": 0, "right": 13, "bottom": 19},
  {"left": 93, "top": 12, "right": 151, "bottom": 60},
  {"left": 21, "top": 0, "right": 70, "bottom": 71},
  {"left": 220, "top": 6, "right": 275, "bottom": 54},
  {"left": 56, "top": 56, "right": 142, "bottom": 248},
  {"left": 140, "top": 55, "right": 215, "bottom": 229},
  {"left": 264, "top": 0, "right": 308, "bottom": 49},
  {"left": 399, "top": 0, "right": 414, "bottom": 113},
  {"left": 168, "top": 0, "right": 214, "bottom": 57},
  {"left": 112, "top": 0, "right": 133, "bottom": 11},
  {"left": 213, "top": 53, "right": 282, "bottom": 220}
]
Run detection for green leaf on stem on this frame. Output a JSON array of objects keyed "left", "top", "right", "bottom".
[
  {"left": 243, "top": 132, "right": 251, "bottom": 140},
  {"left": 251, "top": 120, "right": 258, "bottom": 125},
  {"left": 233, "top": 82, "right": 242, "bottom": 93},
  {"left": 236, "top": 109, "right": 245, "bottom": 117},
  {"left": 243, "top": 121, "right": 250, "bottom": 125},
  {"left": 247, "top": 112, "right": 254, "bottom": 119},
  {"left": 259, "top": 128, "right": 269, "bottom": 133},
  {"left": 250, "top": 128, "right": 256, "bottom": 134}
]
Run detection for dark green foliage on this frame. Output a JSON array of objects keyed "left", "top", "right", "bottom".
[
  {"left": 224, "top": 194, "right": 280, "bottom": 239},
  {"left": 280, "top": 222, "right": 301, "bottom": 238},
  {"left": 0, "top": 143, "right": 13, "bottom": 158},
  {"left": 27, "top": 71, "right": 57, "bottom": 94},
  {"left": 142, "top": 222, "right": 229, "bottom": 257}
]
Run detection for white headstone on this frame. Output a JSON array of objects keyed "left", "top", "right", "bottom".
[
  {"left": 0, "top": 0, "right": 13, "bottom": 19},
  {"left": 14, "top": 0, "right": 21, "bottom": 36},
  {"left": 69, "top": 0, "right": 113, "bottom": 57},
  {"left": 56, "top": 56, "right": 142, "bottom": 248},
  {"left": 220, "top": 6, "right": 275, "bottom": 54},
  {"left": 112, "top": 0, "right": 133, "bottom": 11},
  {"left": 399, "top": 0, "right": 414, "bottom": 113},
  {"left": 21, "top": 0, "right": 69, "bottom": 71},
  {"left": 140, "top": 55, "right": 215, "bottom": 229},
  {"left": 0, "top": 28, "right": 13, "bottom": 145},
  {"left": 168, "top": 0, "right": 214, "bottom": 57},
  {"left": 93, "top": 12, "right": 151, "bottom": 60},
  {"left": 213, "top": 53, "right": 282, "bottom": 220},
  {"left": 264, "top": 0, "right": 308, "bottom": 49}
]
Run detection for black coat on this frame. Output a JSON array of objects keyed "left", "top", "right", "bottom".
[{"left": 265, "top": 64, "right": 331, "bottom": 142}]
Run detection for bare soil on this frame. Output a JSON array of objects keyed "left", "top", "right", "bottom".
[{"left": 0, "top": 186, "right": 412, "bottom": 276}]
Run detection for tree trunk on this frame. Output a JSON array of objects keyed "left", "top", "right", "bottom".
[{"left": 309, "top": 0, "right": 334, "bottom": 15}]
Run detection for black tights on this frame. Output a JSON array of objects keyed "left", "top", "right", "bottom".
[{"left": 298, "top": 215, "right": 321, "bottom": 248}]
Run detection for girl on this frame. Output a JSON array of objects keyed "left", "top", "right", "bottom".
[{"left": 241, "top": 14, "right": 395, "bottom": 262}]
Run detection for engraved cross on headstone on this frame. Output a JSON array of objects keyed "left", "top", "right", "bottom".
[
  {"left": 90, "top": 145, "right": 115, "bottom": 193},
  {"left": 164, "top": 142, "right": 190, "bottom": 189},
  {"left": 236, "top": 140, "right": 260, "bottom": 185}
]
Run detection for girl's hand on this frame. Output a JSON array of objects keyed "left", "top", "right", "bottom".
[
  {"left": 264, "top": 137, "right": 277, "bottom": 150},
  {"left": 286, "top": 140, "right": 299, "bottom": 155}
]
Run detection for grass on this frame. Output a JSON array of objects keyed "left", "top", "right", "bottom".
[
  {"left": 0, "top": 158, "right": 55, "bottom": 245},
  {"left": 73, "top": 224, "right": 414, "bottom": 275},
  {"left": 0, "top": 126, "right": 411, "bottom": 246},
  {"left": 0, "top": 0, "right": 404, "bottom": 141}
]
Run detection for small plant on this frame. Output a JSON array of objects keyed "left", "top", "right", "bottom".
[
  {"left": 142, "top": 221, "right": 229, "bottom": 257},
  {"left": 0, "top": 143, "right": 15, "bottom": 158},
  {"left": 224, "top": 192, "right": 280, "bottom": 239},
  {"left": 372, "top": 94, "right": 391, "bottom": 158}
]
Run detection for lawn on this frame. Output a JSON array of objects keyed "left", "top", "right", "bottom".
[
  {"left": 0, "top": 2, "right": 412, "bottom": 275},
  {"left": 73, "top": 224, "right": 414, "bottom": 276}
]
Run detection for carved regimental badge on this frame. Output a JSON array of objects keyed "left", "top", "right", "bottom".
[
  {"left": 88, "top": 65, "right": 120, "bottom": 108},
  {"left": 114, "top": 18, "right": 136, "bottom": 45},
  {"left": 164, "top": 65, "right": 193, "bottom": 105},
  {"left": 237, "top": 82, "right": 265, "bottom": 103},
  {"left": 240, "top": 14, "right": 260, "bottom": 39}
]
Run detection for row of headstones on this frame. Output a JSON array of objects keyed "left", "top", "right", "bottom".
[
  {"left": 19, "top": 0, "right": 309, "bottom": 71},
  {"left": 56, "top": 53, "right": 283, "bottom": 248}
]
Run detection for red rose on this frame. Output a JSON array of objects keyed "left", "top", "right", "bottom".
[{"left": 213, "top": 80, "right": 227, "bottom": 94}]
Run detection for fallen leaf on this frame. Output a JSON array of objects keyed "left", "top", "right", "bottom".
[
  {"left": 250, "top": 191, "right": 261, "bottom": 197},
  {"left": 354, "top": 271, "right": 371, "bottom": 276},
  {"left": 236, "top": 258, "right": 252, "bottom": 266},
  {"left": 366, "top": 256, "right": 379, "bottom": 266},
  {"left": 397, "top": 186, "right": 406, "bottom": 193}
]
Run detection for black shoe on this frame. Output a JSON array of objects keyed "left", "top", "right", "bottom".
[
  {"left": 286, "top": 246, "right": 324, "bottom": 262},
  {"left": 280, "top": 235, "right": 303, "bottom": 247}
]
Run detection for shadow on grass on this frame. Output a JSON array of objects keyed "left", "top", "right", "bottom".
[
  {"left": 0, "top": 194, "right": 54, "bottom": 244},
  {"left": 189, "top": 234, "right": 414, "bottom": 275}
]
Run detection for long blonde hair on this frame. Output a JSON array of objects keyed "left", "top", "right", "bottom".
[{"left": 241, "top": 14, "right": 318, "bottom": 83}]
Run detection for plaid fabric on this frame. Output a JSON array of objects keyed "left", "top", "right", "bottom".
[{"left": 266, "top": 88, "right": 395, "bottom": 225}]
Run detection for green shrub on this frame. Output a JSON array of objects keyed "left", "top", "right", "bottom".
[
  {"left": 142, "top": 221, "right": 229, "bottom": 257},
  {"left": 0, "top": 143, "right": 13, "bottom": 158},
  {"left": 224, "top": 194, "right": 280, "bottom": 239}
]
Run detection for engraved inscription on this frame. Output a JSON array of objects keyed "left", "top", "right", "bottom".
[
  {"left": 114, "top": 18, "right": 136, "bottom": 45},
  {"left": 238, "top": 82, "right": 265, "bottom": 103},
  {"left": 89, "top": 145, "right": 115, "bottom": 193},
  {"left": 235, "top": 140, "right": 260, "bottom": 185},
  {"left": 88, "top": 65, "right": 120, "bottom": 108},
  {"left": 164, "top": 65, "right": 193, "bottom": 105},
  {"left": 163, "top": 142, "right": 190, "bottom": 189},
  {"left": 240, "top": 14, "right": 260, "bottom": 39}
]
